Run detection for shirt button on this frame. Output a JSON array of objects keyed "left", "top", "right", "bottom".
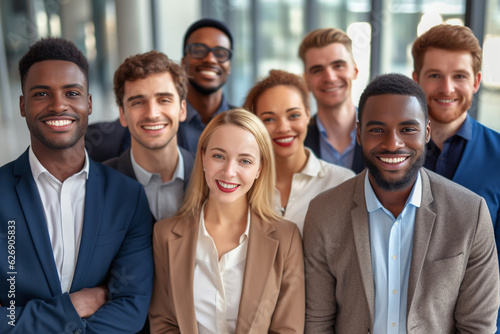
[
  {"left": 392, "top": 255, "right": 397, "bottom": 260},
  {"left": 393, "top": 289, "right": 398, "bottom": 294},
  {"left": 392, "top": 323, "right": 397, "bottom": 327},
  {"left": 394, "top": 221, "right": 398, "bottom": 226}
]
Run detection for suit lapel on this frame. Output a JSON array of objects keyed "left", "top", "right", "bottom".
[
  {"left": 71, "top": 160, "right": 103, "bottom": 291},
  {"left": 116, "top": 148, "right": 137, "bottom": 180},
  {"left": 169, "top": 215, "right": 198, "bottom": 332},
  {"left": 351, "top": 171, "right": 375, "bottom": 324},
  {"left": 13, "top": 150, "right": 62, "bottom": 296},
  {"left": 407, "top": 170, "right": 436, "bottom": 314},
  {"left": 236, "top": 213, "right": 279, "bottom": 333}
]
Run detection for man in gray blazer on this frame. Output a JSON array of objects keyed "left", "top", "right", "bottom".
[
  {"left": 304, "top": 73, "right": 499, "bottom": 333},
  {"left": 105, "top": 51, "right": 194, "bottom": 222}
]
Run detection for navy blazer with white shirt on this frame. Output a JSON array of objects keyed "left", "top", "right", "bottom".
[{"left": 0, "top": 149, "right": 153, "bottom": 333}]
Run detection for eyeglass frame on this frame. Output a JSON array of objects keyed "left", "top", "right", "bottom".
[{"left": 184, "top": 43, "right": 233, "bottom": 63}]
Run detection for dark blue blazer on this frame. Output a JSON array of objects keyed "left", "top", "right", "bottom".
[
  {"left": 304, "top": 115, "right": 365, "bottom": 174},
  {"left": 0, "top": 149, "right": 153, "bottom": 333},
  {"left": 85, "top": 119, "right": 131, "bottom": 162}
]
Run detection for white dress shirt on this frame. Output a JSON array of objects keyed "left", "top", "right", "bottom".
[
  {"left": 29, "top": 146, "right": 88, "bottom": 293},
  {"left": 130, "top": 147, "right": 185, "bottom": 220},
  {"left": 275, "top": 148, "right": 355, "bottom": 234},
  {"left": 193, "top": 205, "right": 251, "bottom": 334}
]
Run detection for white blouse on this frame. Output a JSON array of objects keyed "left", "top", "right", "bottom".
[
  {"left": 193, "top": 206, "right": 251, "bottom": 334},
  {"left": 275, "top": 148, "right": 355, "bottom": 234}
]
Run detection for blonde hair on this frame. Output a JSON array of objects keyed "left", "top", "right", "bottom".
[{"left": 177, "top": 108, "right": 279, "bottom": 221}]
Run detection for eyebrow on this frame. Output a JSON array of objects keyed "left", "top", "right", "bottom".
[
  {"left": 308, "top": 60, "right": 347, "bottom": 73},
  {"left": 28, "top": 83, "right": 84, "bottom": 91},
  {"left": 365, "top": 120, "right": 421, "bottom": 127},
  {"left": 210, "top": 147, "right": 257, "bottom": 159},
  {"left": 259, "top": 107, "right": 302, "bottom": 116},
  {"left": 126, "top": 92, "right": 175, "bottom": 103}
]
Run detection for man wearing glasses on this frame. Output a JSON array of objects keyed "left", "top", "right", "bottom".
[{"left": 179, "top": 18, "right": 235, "bottom": 153}]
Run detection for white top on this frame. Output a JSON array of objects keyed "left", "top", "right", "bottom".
[
  {"left": 193, "top": 205, "right": 251, "bottom": 334},
  {"left": 130, "top": 147, "right": 185, "bottom": 220},
  {"left": 29, "top": 146, "right": 89, "bottom": 293},
  {"left": 275, "top": 148, "right": 355, "bottom": 234}
]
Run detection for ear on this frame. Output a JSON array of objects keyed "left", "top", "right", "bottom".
[
  {"left": 356, "top": 121, "right": 361, "bottom": 145},
  {"left": 473, "top": 71, "right": 482, "bottom": 94},
  {"left": 425, "top": 119, "right": 431, "bottom": 143},
  {"left": 352, "top": 61, "right": 359, "bottom": 80},
  {"left": 119, "top": 106, "right": 128, "bottom": 127},
  {"left": 412, "top": 71, "right": 419, "bottom": 83},
  {"left": 88, "top": 94, "right": 92, "bottom": 116},
  {"left": 179, "top": 99, "right": 187, "bottom": 122},
  {"left": 20, "top": 95, "right": 25, "bottom": 117}
]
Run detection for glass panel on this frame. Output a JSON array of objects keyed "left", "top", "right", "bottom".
[
  {"left": 317, "top": 0, "right": 371, "bottom": 105},
  {"left": 479, "top": 0, "right": 500, "bottom": 131}
]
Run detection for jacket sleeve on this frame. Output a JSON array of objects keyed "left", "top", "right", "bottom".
[
  {"left": 303, "top": 200, "right": 337, "bottom": 333},
  {"left": 269, "top": 224, "right": 305, "bottom": 333},
  {"left": 455, "top": 198, "right": 500, "bottom": 333},
  {"left": 148, "top": 223, "right": 181, "bottom": 333}
]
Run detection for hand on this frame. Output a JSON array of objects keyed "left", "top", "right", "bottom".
[{"left": 69, "top": 286, "right": 108, "bottom": 318}]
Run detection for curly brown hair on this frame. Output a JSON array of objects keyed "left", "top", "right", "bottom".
[
  {"left": 113, "top": 50, "right": 187, "bottom": 107},
  {"left": 243, "top": 69, "right": 309, "bottom": 114}
]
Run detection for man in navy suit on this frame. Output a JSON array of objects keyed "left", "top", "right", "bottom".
[
  {"left": 412, "top": 24, "right": 500, "bottom": 331},
  {"left": 105, "top": 50, "right": 194, "bottom": 221},
  {"left": 0, "top": 38, "right": 153, "bottom": 333}
]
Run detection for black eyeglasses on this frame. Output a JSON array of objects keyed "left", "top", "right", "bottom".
[{"left": 185, "top": 43, "right": 232, "bottom": 63}]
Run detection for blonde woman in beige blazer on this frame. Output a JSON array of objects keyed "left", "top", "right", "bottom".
[{"left": 149, "top": 109, "right": 305, "bottom": 333}]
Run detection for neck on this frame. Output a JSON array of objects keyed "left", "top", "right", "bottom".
[
  {"left": 130, "top": 139, "right": 179, "bottom": 183},
  {"left": 275, "top": 147, "right": 308, "bottom": 183},
  {"left": 204, "top": 196, "right": 248, "bottom": 226},
  {"left": 429, "top": 113, "right": 467, "bottom": 150},
  {"left": 368, "top": 173, "right": 416, "bottom": 218},
  {"left": 316, "top": 101, "right": 357, "bottom": 153},
  {"left": 31, "top": 139, "right": 86, "bottom": 182},
  {"left": 187, "top": 86, "right": 224, "bottom": 124}
]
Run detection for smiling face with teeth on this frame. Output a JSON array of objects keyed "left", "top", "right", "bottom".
[
  {"left": 358, "top": 94, "right": 430, "bottom": 192},
  {"left": 182, "top": 27, "right": 231, "bottom": 95},
  {"left": 202, "top": 124, "right": 262, "bottom": 207},
  {"left": 119, "top": 72, "right": 186, "bottom": 151},
  {"left": 255, "top": 85, "right": 310, "bottom": 161},
  {"left": 304, "top": 43, "right": 358, "bottom": 111},
  {"left": 20, "top": 60, "right": 91, "bottom": 153},
  {"left": 413, "top": 47, "right": 481, "bottom": 127}
]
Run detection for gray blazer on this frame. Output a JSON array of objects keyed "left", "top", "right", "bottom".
[{"left": 304, "top": 168, "right": 499, "bottom": 333}]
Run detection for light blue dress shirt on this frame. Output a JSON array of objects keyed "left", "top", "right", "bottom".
[
  {"left": 364, "top": 171, "right": 422, "bottom": 334},
  {"left": 317, "top": 115, "right": 357, "bottom": 169}
]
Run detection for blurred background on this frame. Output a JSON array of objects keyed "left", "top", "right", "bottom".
[{"left": 1, "top": 0, "right": 500, "bottom": 165}]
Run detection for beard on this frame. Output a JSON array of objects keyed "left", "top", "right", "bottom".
[
  {"left": 189, "top": 78, "right": 225, "bottom": 95},
  {"left": 363, "top": 148, "right": 426, "bottom": 192}
]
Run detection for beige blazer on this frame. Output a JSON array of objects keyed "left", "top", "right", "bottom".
[
  {"left": 304, "top": 168, "right": 499, "bottom": 333},
  {"left": 149, "top": 210, "right": 305, "bottom": 333}
]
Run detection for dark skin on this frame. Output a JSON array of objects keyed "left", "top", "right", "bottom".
[
  {"left": 16, "top": 60, "right": 108, "bottom": 317},
  {"left": 182, "top": 27, "right": 232, "bottom": 124},
  {"left": 357, "top": 94, "right": 430, "bottom": 217}
]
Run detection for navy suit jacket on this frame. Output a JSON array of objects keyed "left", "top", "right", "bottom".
[
  {"left": 0, "top": 149, "right": 153, "bottom": 333},
  {"left": 85, "top": 119, "right": 131, "bottom": 162},
  {"left": 304, "top": 115, "right": 365, "bottom": 174}
]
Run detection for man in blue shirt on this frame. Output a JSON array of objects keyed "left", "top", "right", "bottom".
[
  {"left": 304, "top": 73, "right": 499, "bottom": 333},
  {"left": 299, "top": 28, "right": 365, "bottom": 173},
  {"left": 178, "top": 18, "right": 235, "bottom": 153},
  {"left": 412, "top": 24, "right": 500, "bottom": 331}
]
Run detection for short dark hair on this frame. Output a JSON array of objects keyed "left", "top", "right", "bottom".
[
  {"left": 18, "top": 37, "right": 89, "bottom": 92},
  {"left": 113, "top": 50, "right": 188, "bottom": 108},
  {"left": 358, "top": 73, "right": 427, "bottom": 123},
  {"left": 183, "top": 18, "right": 233, "bottom": 55}
]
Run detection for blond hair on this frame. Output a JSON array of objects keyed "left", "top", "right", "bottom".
[{"left": 176, "top": 108, "right": 279, "bottom": 222}]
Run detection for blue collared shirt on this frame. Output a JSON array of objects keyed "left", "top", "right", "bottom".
[
  {"left": 177, "top": 94, "right": 232, "bottom": 153},
  {"left": 365, "top": 171, "right": 422, "bottom": 334},
  {"left": 316, "top": 115, "right": 357, "bottom": 169},
  {"left": 424, "top": 114, "right": 472, "bottom": 180}
]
